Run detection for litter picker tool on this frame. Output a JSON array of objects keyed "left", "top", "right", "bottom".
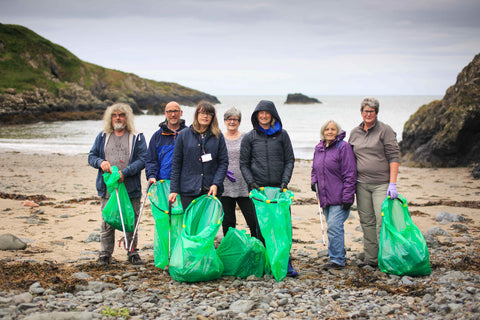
[
  {"left": 314, "top": 184, "right": 327, "bottom": 246},
  {"left": 128, "top": 180, "right": 153, "bottom": 252},
  {"left": 116, "top": 187, "right": 130, "bottom": 250},
  {"left": 168, "top": 199, "right": 172, "bottom": 260}
]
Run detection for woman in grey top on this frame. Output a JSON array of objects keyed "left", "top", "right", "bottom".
[
  {"left": 221, "top": 107, "right": 260, "bottom": 238},
  {"left": 348, "top": 97, "right": 400, "bottom": 268}
]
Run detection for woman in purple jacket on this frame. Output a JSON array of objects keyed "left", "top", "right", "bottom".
[{"left": 311, "top": 120, "right": 357, "bottom": 269}]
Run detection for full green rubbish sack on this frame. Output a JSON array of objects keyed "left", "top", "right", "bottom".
[
  {"left": 216, "top": 228, "right": 266, "bottom": 278},
  {"left": 102, "top": 166, "right": 135, "bottom": 233},
  {"left": 250, "top": 187, "right": 294, "bottom": 282},
  {"left": 378, "top": 194, "right": 431, "bottom": 276},
  {"left": 148, "top": 180, "right": 184, "bottom": 269},
  {"left": 169, "top": 195, "right": 224, "bottom": 282}
]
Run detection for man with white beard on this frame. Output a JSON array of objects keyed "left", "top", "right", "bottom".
[{"left": 88, "top": 103, "right": 147, "bottom": 265}]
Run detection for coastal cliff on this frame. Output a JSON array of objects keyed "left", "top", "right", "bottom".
[
  {"left": 0, "top": 24, "right": 219, "bottom": 124},
  {"left": 400, "top": 53, "right": 480, "bottom": 169}
]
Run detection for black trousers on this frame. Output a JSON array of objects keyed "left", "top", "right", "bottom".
[{"left": 220, "top": 196, "right": 263, "bottom": 242}]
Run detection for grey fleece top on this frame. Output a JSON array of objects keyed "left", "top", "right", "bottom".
[{"left": 348, "top": 120, "right": 400, "bottom": 184}]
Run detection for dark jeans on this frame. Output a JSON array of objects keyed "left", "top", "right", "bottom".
[{"left": 221, "top": 196, "right": 261, "bottom": 239}]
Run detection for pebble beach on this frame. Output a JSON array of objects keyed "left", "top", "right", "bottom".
[{"left": 1, "top": 152, "right": 480, "bottom": 319}]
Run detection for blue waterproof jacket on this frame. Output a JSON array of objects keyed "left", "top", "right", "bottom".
[
  {"left": 145, "top": 119, "right": 186, "bottom": 180},
  {"left": 88, "top": 132, "right": 147, "bottom": 198},
  {"left": 170, "top": 126, "right": 228, "bottom": 197},
  {"left": 311, "top": 131, "right": 357, "bottom": 208}
]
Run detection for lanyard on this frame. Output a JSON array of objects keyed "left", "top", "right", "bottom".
[{"left": 200, "top": 133, "right": 206, "bottom": 154}]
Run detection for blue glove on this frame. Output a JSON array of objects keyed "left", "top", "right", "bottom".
[
  {"left": 226, "top": 169, "right": 236, "bottom": 182},
  {"left": 387, "top": 183, "right": 398, "bottom": 199}
]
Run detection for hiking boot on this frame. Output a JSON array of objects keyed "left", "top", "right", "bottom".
[
  {"left": 322, "top": 261, "right": 344, "bottom": 270},
  {"left": 98, "top": 256, "right": 110, "bottom": 266},
  {"left": 287, "top": 259, "right": 298, "bottom": 277},
  {"left": 128, "top": 254, "right": 144, "bottom": 265}
]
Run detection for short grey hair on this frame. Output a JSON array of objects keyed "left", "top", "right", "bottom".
[
  {"left": 224, "top": 107, "right": 242, "bottom": 122},
  {"left": 320, "top": 120, "right": 342, "bottom": 140},
  {"left": 360, "top": 97, "right": 379, "bottom": 113}
]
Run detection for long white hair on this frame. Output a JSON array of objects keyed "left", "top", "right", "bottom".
[{"left": 102, "top": 103, "right": 135, "bottom": 134}]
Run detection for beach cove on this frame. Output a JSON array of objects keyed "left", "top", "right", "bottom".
[{"left": 1, "top": 151, "right": 480, "bottom": 318}]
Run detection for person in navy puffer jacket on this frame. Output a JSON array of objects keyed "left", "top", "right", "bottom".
[
  {"left": 311, "top": 120, "right": 357, "bottom": 269},
  {"left": 240, "top": 100, "right": 297, "bottom": 276}
]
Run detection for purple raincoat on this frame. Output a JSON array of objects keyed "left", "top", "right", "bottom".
[{"left": 311, "top": 131, "right": 357, "bottom": 208}]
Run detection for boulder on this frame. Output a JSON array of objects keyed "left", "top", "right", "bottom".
[
  {"left": 284, "top": 93, "right": 321, "bottom": 104},
  {"left": 0, "top": 233, "right": 27, "bottom": 250},
  {"left": 400, "top": 53, "right": 480, "bottom": 167}
]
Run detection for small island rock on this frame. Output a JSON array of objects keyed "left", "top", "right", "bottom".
[{"left": 285, "top": 93, "right": 321, "bottom": 104}]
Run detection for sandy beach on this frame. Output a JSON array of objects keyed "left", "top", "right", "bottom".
[{"left": 1, "top": 151, "right": 479, "bottom": 264}]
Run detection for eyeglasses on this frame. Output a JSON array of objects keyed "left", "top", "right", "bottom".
[
  {"left": 199, "top": 111, "right": 214, "bottom": 117},
  {"left": 226, "top": 118, "right": 239, "bottom": 123},
  {"left": 112, "top": 113, "right": 126, "bottom": 118},
  {"left": 165, "top": 110, "right": 181, "bottom": 114},
  {"left": 362, "top": 110, "right": 376, "bottom": 115}
]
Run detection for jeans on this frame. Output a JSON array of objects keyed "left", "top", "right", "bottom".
[
  {"left": 100, "top": 197, "right": 140, "bottom": 258},
  {"left": 221, "top": 196, "right": 260, "bottom": 239},
  {"left": 356, "top": 182, "right": 388, "bottom": 265},
  {"left": 323, "top": 205, "right": 350, "bottom": 266}
]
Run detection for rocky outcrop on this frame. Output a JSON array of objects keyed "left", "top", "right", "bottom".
[
  {"left": 284, "top": 93, "right": 321, "bottom": 104},
  {"left": 400, "top": 53, "right": 480, "bottom": 167},
  {"left": 0, "top": 24, "right": 219, "bottom": 124}
]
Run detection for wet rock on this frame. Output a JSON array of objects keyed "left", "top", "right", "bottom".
[
  {"left": 84, "top": 232, "right": 100, "bottom": 243},
  {"left": 0, "top": 233, "right": 27, "bottom": 250},
  {"left": 23, "top": 311, "right": 94, "bottom": 320},
  {"left": 436, "top": 212, "right": 466, "bottom": 222},
  {"left": 426, "top": 226, "right": 451, "bottom": 237},
  {"left": 29, "top": 282, "right": 45, "bottom": 295},
  {"left": 12, "top": 293, "right": 33, "bottom": 304}
]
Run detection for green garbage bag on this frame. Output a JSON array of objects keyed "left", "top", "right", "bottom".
[
  {"left": 102, "top": 166, "right": 135, "bottom": 233},
  {"left": 216, "top": 228, "right": 266, "bottom": 278},
  {"left": 379, "top": 194, "right": 431, "bottom": 276},
  {"left": 169, "top": 195, "right": 224, "bottom": 282},
  {"left": 148, "top": 180, "right": 184, "bottom": 269},
  {"left": 250, "top": 187, "right": 294, "bottom": 282}
]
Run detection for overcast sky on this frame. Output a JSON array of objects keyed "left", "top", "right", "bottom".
[{"left": 1, "top": 0, "right": 479, "bottom": 96}]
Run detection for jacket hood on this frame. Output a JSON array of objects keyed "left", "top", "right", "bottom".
[
  {"left": 251, "top": 100, "right": 283, "bottom": 129},
  {"left": 315, "top": 130, "right": 347, "bottom": 151}
]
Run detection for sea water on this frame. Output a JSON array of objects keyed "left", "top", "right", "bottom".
[{"left": 0, "top": 95, "right": 440, "bottom": 160}]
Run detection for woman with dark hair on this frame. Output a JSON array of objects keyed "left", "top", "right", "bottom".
[{"left": 169, "top": 101, "right": 228, "bottom": 210}]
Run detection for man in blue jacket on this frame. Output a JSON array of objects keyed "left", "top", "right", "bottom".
[
  {"left": 88, "top": 103, "right": 147, "bottom": 266},
  {"left": 145, "top": 101, "right": 186, "bottom": 184}
]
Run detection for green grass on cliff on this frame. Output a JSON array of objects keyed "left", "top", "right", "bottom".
[
  {"left": 0, "top": 23, "right": 214, "bottom": 101},
  {"left": 0, "top": 23, "right": 84, "bottom": 93}
]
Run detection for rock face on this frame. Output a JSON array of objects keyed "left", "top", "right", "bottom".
[
  {"left": 400, "top": 53, "right": 480, "bottom": 167},
  {"left": 0, "top": 24, "right": 219, "bottom": 124},
  {"left": 284, "top": 93, "right": 321, "bottom": 104}
]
